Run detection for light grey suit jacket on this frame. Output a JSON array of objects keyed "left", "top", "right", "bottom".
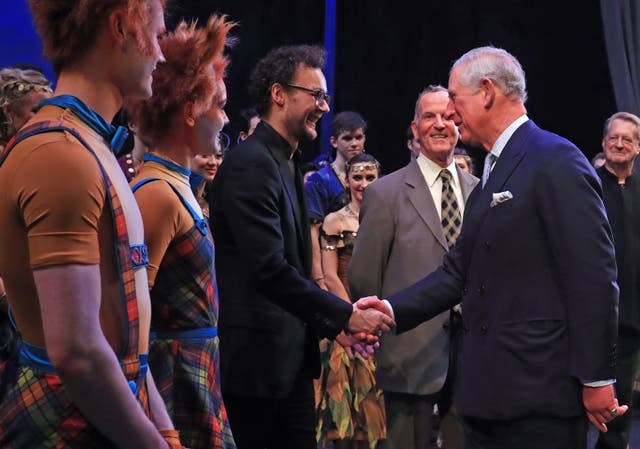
[{"left": 349, "top": 159, "right": 478, "bottom": 395}]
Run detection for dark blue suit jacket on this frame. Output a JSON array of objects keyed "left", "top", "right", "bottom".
[
  {"left": 388, "top": 119, "right": 619, "bottom": 420},
  {"left": 210, "top": 122, "right": 352, "bottom": 398}
]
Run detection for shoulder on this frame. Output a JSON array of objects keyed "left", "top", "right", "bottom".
[
  {"left": 365, "top": 164, "right": 411, "bottom": 196},
  {"left": 132, "top": 178, "right": 182, "bottom": 216}
]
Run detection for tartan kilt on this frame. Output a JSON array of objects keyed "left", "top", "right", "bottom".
[
  {"left": 149, "top": 334, "right": 235, "bottom": 449},
  {"left": 0, "top": 360, "right": 149, "bottom": 448}
]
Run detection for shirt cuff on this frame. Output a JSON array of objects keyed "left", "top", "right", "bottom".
[
  {"left": 382, "top": 299, "right": 395, "bottom": 320},
  {"left": 582, "top": 379, "right": 616, "bottom": 387}
]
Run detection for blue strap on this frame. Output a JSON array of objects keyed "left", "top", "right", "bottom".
[
  {"left": 37, "top": 95, "right": 129, "bottom": 154},
  {"left": 131, "top": 177, "right": 208, "bottom": 236},
  {"left": 18, "top": 340, "right": 148, "bottom": 395},
  {"left": 142, "top": 152, "right": 190, "bottom": 177},
  {"left": 150, "top": 326, "right": 217, "bottom": 340}
]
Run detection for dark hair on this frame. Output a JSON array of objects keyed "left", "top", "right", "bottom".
[
  {"left": 345, "top": 152, "right": 381, "bottom": 175},
  {"left": 248, "top": 44, "right": 326, "bottom": 116},
  {"left": 238, "top": 107, "right": 259, "bottom": 132},
  {"left": 454, "top": 147, "right": 475, "bottom": 174},
  {"left": 330, "top": 111, "right": 367, "bottom": 138}
]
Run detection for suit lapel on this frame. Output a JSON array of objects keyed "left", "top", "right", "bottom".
[
  {"left": 465, "top": 120, "right": 535, "bottom": 235},
  {"left": 405, "top": 161, "right": 449, "bottom": 251},
  {"left": 457, "top": 165, "right": 477, "bottom": 201},
  {"left": 264, "top": 140, "right": 308, "bottom": 257}
]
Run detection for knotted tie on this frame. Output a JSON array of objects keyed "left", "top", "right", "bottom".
[
  {"left": 482, "top": 153, "right": 497, "bottom": 187},
  {"left": 440, "top": 169, "right": 462, "bottom": 248}
]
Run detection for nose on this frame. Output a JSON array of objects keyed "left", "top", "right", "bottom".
[
  {"left": 222, "top": 109, "right": 229, "bottom": 126},
  {"left": 445, "top": 99, "right": 458, "bottom": 122},
  {"left": 318, "top": 98, "right": 330, "bottom": 113},
  {"left": 434, "top": 114, "right": 445, "bottom": 129}
]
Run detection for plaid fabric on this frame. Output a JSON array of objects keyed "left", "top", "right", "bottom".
[
  {"left": 0, "top": 123, "right": 149, "bottom": 448},
  {"left": 148, "top": 199, "right": 235, "bottom": 449},
  {"left": 439, "top": 169, "right": 462, "bottom": 248}
]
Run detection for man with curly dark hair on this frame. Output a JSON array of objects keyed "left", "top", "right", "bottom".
[
  {"left": 0, "top": 0, "right": 185, "bottom": 448},
  {"left": 210, "top": 44, "right": 394, "bottom": 449}
]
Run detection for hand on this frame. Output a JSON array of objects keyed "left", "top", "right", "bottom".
[
  {"left": 582, "top": 384, "right": 628, "bottom": 432},
  {"left": 335, "top": 331, "right": 380, "bottom": 360},
  {"left": 348, "top": 296, "right": 395, "bottom": 336},
  {"left": 355, "top": 295, "right": 393, "bottom": 316}
]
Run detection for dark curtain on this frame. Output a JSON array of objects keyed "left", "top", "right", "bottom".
[{"left": 600, "top": 0, "right": 640, "bottom": 116}]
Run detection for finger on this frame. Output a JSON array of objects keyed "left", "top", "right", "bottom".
[
  {"left": 587, "top": 411, "right": 607, "bottom": 432},
  {"left": 356, "top": 297, "right": 380, "bottom": 309},
  {"left": 353, "top": 343, "right": 368, "bottom": 359},
  {"left": 614, "top": 405, "right": 629, "bottom": 418},
  {"left": 344, "top": 346, "right": 355, "bottom": 360}
]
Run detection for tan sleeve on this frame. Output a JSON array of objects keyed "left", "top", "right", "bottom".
[
  {"left": 16, "top": 139, "right": 105, "bottom": 268},
  {"left": 133, "top": 180, "right": 183, "bottom": 287}
]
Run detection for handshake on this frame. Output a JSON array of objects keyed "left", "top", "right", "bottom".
[{"left": 335, "top": 296, "right": 395, "bottom": 360}]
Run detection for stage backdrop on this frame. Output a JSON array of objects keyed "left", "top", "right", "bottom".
[{"left": 3, "top": 0, "right": 615, "bottom": 174}]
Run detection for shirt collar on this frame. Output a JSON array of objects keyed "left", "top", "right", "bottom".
[
  {"left": 489, "top": 114, "right": 529, "bottom": 159},
  {"left": 416, "top": 152, "right": 461, "bottom": 188}
]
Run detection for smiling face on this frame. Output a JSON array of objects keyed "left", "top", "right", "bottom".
[
  {"left": 193, "top": 79, "right": 229, "bottom": 156},
  {"left": 411, "top": 90, "right": 458, "bottom": 167},
  {"left": 347, "top": 163, "right": 379, "bottom": 204},
  {"left": 602, "top": 118, "right": 640, "bottom": 169},
  {"left": 192, "top": 151, "right": 223, "bottom": 182},
  {"left": 282, "top": 65, "right": 329, "bottom": 144}
]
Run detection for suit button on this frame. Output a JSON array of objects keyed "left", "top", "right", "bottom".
[
  {"left": 484, "top": 241, "right": 491, "bottom": 249},
  {"left": 462, "top": 287, "right": 469, "bottom": 295},
  {"left": 477, "top": 284, "right": 486, "bottom": 294},
  {"left": 480, "top": 324, "right": 488, "bottom": 334}
]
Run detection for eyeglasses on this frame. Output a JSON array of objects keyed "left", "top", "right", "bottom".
[{"left": 285, "top": 83, "right": 331, "bottom": 106}]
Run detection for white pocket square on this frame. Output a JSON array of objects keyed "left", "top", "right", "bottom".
[{"left": 490, "top": 191, "right": 513, "bottom": 208}]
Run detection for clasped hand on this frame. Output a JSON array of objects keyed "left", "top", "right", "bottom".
[{"left": 583, "top": 384, "right": 629, "bottom": 432}]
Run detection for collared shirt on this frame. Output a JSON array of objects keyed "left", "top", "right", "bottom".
[
  {"left": 416, "top": 152, "right": 466, "bottom": 218},
  {"left": 487, "top": 114, "right": 530, "bottom": 167}
]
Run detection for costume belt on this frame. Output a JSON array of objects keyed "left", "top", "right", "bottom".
[
  {"left": 18, "top": 340, "right": 148, "bottom": 394},
  {"left": 149, "top": 326, "right": 217, "bottom": 340}
]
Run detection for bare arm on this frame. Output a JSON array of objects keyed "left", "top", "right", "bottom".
[
  {"left": 310, "top": 223, "right": 327, "bottom": 290},
  {"left": 34, "top": 264, "right": 168, "bottom": 449}
]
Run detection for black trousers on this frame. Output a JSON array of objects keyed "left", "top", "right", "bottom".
[
  {"left": 463, "top": 415, "right": 588, "bottom": 449},
  {"left": 595, "top": 332, "right": 640, "bottom": 449},
  {"left": 223, "top": 376, "right": 316, "bottom": 449}
]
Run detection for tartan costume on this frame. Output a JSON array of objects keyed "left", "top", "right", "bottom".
[
  {"left": 0, "top": 120, "right": 150, "bottom": 448},
  {"left": 132, "top": 177, "right": 236, "bottom": 449}
]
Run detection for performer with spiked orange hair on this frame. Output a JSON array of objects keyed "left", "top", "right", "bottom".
[{"left": 130, "top": 15, "right": 236, "bottom": 449}]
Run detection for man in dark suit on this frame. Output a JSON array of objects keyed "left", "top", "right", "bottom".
[
  {"left": 349, "top": 85, "right": 478, "bottom": 449},
  {"left": 209, "top": 45, "right": 394, "bottom": 449},
  {"left": 358, "top": 46, "right": 626, "bottom": 448},
  {"left": 595, "top": 111, "right": 640, "bottom": 449}
]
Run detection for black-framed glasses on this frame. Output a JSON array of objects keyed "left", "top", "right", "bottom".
[{"left": 285, "top": 83, "right": 331, "bottom": 106}]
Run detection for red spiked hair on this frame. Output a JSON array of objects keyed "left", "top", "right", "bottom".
[
  {"left": 28, "top": 0, "right": 166, "bottom": 73},
  {"left": 131, "top": 14, "right": 235, "bottom": 144}
]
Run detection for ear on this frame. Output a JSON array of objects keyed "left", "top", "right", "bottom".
[
  {"left": 107, "top": 7, "right": 127, "bottom": 46},
  {"left": 239, "top": 131, "right": 248, "bottom": 141},
  {"left": 480, "top": 77, "right": 495, "bottom": 109},
  {"left": 411, "top": 121, "right": 419, "bottom": 142},
  {"left": 602, "top": 139, "right": 607, "bottom": 152},
  {"left": 183, "top": 102, "right": 196, "bottom": 127},
  {"left": 271, "top": 83, "right": 286, "bottom": 108},
  {"left": 1, "top": 103, "right": 12, "bottom": 124},
  {"left": 330, "top": 135, "right": 338, "bottom": 148}
]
